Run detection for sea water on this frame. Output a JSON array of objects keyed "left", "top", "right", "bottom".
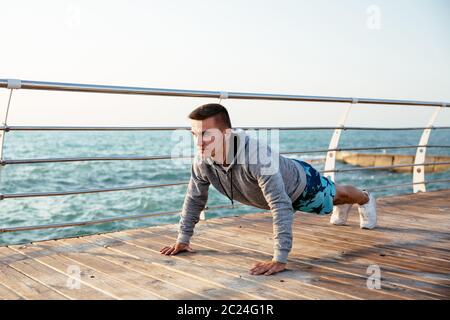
[{"left": 0, "top": 129, "right": 448, "bottom": 245}]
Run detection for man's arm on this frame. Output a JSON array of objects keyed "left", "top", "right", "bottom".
[
  {"left": 248, "top": 163, "right": 294, "bottom": 275},
  {"left": 256, "top": 169, "right": 294, "bottom": 263},
  {"left": 177, "top": 164, "right": 210, "bottom": 244}
]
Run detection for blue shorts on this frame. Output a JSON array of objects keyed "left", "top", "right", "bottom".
[{"left": 292, "top": 159, "right": 336, "bottom": 215}]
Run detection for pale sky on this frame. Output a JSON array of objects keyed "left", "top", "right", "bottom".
[{"left": 0, "top": 0, "right": 449, "bottom": 127}]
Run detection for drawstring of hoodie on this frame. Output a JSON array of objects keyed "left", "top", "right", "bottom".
[
  {"left": 211, "top": 133, "right": 238, "bottom": 209},
  {"left": 230, "top": 168, "right": 234, "bottom": 208},
  {"left": 213, "top": 166, "right": 234, "bottom": 209}
]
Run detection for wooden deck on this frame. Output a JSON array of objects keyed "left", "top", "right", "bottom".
[{"left": 0, "top": 189, "right": 449, "bottom": 300}]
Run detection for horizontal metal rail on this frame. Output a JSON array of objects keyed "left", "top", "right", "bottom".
[
  {"left": 2, "top": 145, "right": 449, "bottom": 166},
  {"left": 0, "top": 210, "right": 184, "bottom": 233},
  {"left": 0, "top": 203, "right": 245, "bottom": 233},
  {"left": 1, "top": 125, "right": 450, "bottom": 131},
  {"left": 1, "top": 154, "right": 193, "bottom": 165},
  {"left": 366, "top": 179, "right": 450, "bottom": 191},
  {"left": 323, "top": 161, "right": 450, "bottom": 173},
  {"left": 281, "top": 144, "right": 450, "bottom": 155},
  {"left": 0, "top": 181, "right": 188, "bottom": 200},
  {"left": 1, "top": 161, "right": 449, "bottom": 200},
  {"left": 1, "top": 79, "right": 449, "bottom": 107},
  {"left": 1, "top": 179, "right": 448, "bottom": 233}
]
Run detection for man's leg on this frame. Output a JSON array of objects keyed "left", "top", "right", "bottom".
[
  {"left": 291, "top": 159, "right": 376, "bottom": 227},
  {"left": 333, "top": 184, "right": 369, "bottom": 205},
  {"left": 331, "top": 184, "right": 377, "bottom": 229}
]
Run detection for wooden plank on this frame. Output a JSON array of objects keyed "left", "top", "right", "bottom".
[
  {"left": 99, "top": 232, "right": 289, "bottom": 300},
  {"left": 8, "top": 243, "right": 157, "bottom": 299},
  {"left": 57, "top": 237, "right": 209, "bottom": 300},
  {"left": 212, "top": 212, "right": 435, "bottom": 253},
  {"left": 188, "top": 221, "right": 445, "bottom": 299},
  {"left": 205, "top": 217, "right": 450, "bottom": 287},
  {"left": 0, "top": 246, "right": 114, "bottom": 300},
  {"left": 0, "top": 189, "right": 448, "bottom": 300},
  {"left": 379, "top": 204, "right": 450, "bottom": 220},
  {"left": 234, "top": 217, "right": 450, "bottom": 274},
  {"left": 26, "top": 239, "right": 183, "bottom": 300},
  {"left": 127, "top": 228, "right": 350, "bottom": 300},
  {"left": 193, "top": 228, "right": 441, "bottom": 299},
  {"left": 0, "top": 283, "right": 24, "bottom": 300},
  {"left": 213, "top": 224, "right": 449, "bottom": 298},
  {"left": 74, "top": 236, "right": 253, "bottom": 299},
  {"left": 350, "top": 198, "right": 448, "bottom": 221},
  {"left": 380, "top": 206, "right": 449, "bottom": 218},
  {"left": 71, "top": 236, "right": 236, "bottom": 300},
  {"left": 295, "top": 222, "right": 450, "bottom": 266},
  {"left": 0, "top": 253, "right": 67, "bottom": 299},
  {"left": 373, "top": 211, "right": 449, "bottom": 232},
  {"left": 273, "top": 215, "right": 448, "bottom": 261},
  {"left": 150, "top": 226, "right": 433, "bottom": 300},
  {"left": 80, "top": 234, "right": 262, "bottom": 300},
  {"left": 300, "top": 213, "right": 450, "bottom": 256},
  {"left": 82, "top": 232, "right": 305, "bottom": 300},
  {"left": 231, "top": 219, "right": 450, "bottom": 294},
  {"left": 292, "top": 214, "right": 450, "bottom": 261},
  {"left": 212, "top": 212, "right": 450, "bottom": 262},
  {"left": 379, "top": 190, "right": 450, "bottom": 210},
  {"left": 139, "top": 228, "right": 401, "bottom": 300}
]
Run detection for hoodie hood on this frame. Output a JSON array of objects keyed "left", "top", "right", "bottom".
[{"left": 204, "top": 128, "right": 247, "bottom": 171}]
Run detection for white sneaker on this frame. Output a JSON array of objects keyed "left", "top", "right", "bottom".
[
  {"left": 330, "top": 204, "right": 353, "bottom": 225},
  {"left": 358, "top": 190, "right": 377, "bottom": 229}
]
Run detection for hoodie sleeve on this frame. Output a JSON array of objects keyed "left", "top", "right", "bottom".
[
  {"left": 177, "top": 164, "right": 210, "bottom": 244},
  {"left": 249, "top": 164, "right": 294, "bottom": 264}
]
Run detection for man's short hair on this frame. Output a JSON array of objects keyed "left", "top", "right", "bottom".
[{"left": 188, "top": 103, "right": 232, "bottom": 128}]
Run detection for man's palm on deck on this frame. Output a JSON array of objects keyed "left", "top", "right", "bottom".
[{"left": 160, "top": 243, "right": 286, "bottom": 276}]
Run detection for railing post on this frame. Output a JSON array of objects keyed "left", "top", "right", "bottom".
[
  {"left": 324, "top": 99, "right": 355, "bottom": 181},
  {"left": 413, "top": 104, "right": 445, "bottom": 193},
  {"left": 0, "top": 91, "right": 12, "bottom": 154},
  {"left": 0, "top": 80, "right": 20, "bottom": 189},
  {"left": 218, "top": 92, "right": 229, "bottom": 104}
]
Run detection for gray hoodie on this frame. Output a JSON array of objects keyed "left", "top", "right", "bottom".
[{"left": 176, "top": 129, "right": 307, "bottom": 263}]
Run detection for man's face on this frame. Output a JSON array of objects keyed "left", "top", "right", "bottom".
[{"left": 191, "top": 117, "right": 227, "bottom": 159}]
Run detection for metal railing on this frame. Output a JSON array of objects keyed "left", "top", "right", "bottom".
[
  {"left": 0, "top": 79, "right": 449, "bottom": 233},
  {"left": 1, "top": 79, "right": 449, "bottom": 107},
  {"left": 1, "top": 161, "right": 450, "bottom": 200},
  {"left": 1, "top": 144, "right": 449, "bottom": 166},
  {"left": 2, "top": 125, "right": 450, "bottom": 131}
]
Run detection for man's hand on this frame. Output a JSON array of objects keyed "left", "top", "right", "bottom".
[
  {"left": 249, "top": 260, "right": 286, "bottom": 276},
  {"left": 160, "top": 242, "right": 195, "bottom": 256}
]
